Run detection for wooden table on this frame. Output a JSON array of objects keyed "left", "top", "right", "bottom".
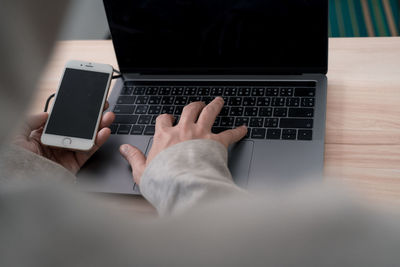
[{"left": 32, "top": 37, "right": 400, "bottom": 212}]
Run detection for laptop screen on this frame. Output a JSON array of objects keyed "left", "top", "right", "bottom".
[{"left": 104, "top": 0, "right": 328, "bottom": 74}]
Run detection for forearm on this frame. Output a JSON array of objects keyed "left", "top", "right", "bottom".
[
  {"left": 0, "top": 144, "right": 75, "bottom": 184},
  {"left": 139, "top": 139, "right": 246, "bottom": 216}
]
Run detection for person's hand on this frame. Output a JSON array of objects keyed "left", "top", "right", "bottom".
[
  {"left": 13, "top": 102, "right": 115, "bottom": 174},
  {"left": 120, "top": 97, "right": 247, "bottom": 185}
]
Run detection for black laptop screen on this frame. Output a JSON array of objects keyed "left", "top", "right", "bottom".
[{"left": 104, "top": 0, "right": 328, "bottom": 74}]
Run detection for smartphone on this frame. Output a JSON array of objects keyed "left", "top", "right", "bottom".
[{"left": 41, "top": 60, "right": 113, "bottom": 151}]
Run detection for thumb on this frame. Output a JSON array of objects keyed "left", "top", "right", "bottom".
[
  {"left": 119, "top": 144, "right": 146, "bottom": 184},
  {"left": 26, "top": 112, "right": 49, "bottom": 131},
  {"left": 218, "top": 125, "right": 248, "bottom": 147},
  {"left": 20, "top": 112, "right": 49, "bottom": 137}
]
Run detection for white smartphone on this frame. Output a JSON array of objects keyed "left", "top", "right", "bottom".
[{"left": 41, "top": 60, "right": 113, "bottom": 151}]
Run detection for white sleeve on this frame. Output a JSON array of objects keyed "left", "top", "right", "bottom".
[
  {"left": 139, "top": 139, "right": 246, "bottom": 216},
  {"left": 0, "top": 145, "right": 75, "bottom": 184}
]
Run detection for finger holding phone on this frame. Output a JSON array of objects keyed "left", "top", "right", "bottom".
[{"left": 13, "top": 107, "right": 114, "bottom": 174}]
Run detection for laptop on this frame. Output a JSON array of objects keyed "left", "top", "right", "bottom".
[{"left": 78, "top": 0, "right": 328, "bottom": 194}]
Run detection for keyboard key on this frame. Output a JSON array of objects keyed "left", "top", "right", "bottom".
[
  {"left": 149, "top": 96, "right": 162, "bottom": 105},
  {"left": 298, "top": 130, "right": 313, "bottom": 140},
  {"left": 280, "top": 119, "right": 313, "bottom": 128},
  {"left": 289, "top": 108, "right": 314, "bottom": 117},
  {"left": 212, "top": 127, "right": 232, "bottom": 134},
  {"left": 271, "top": 97, "right": 285, "bottom": 107},
  {"left": 130, "top": 125, "right": 145, "bottom": 135},
  {"left": 146, "top": 87, "right": 159, "bottom": 95},
  {"left": 264, "top": 118, "right": 278, "bottom": 127},
  {"left": 244, "top": 107, "right": 258, "bottom": 117},
  {"left": 224, "top": 88, "right": 237, "bottom": 96},
  {"left": 286, "top": 97, "right": 300, "bottom": 107},
  {"left": 250, "top": 118, "right": 264, "bottom": 127},
  {"left": 151, "top": 115, "right": 157, "bottom": 125},
  {"left": 228, "top": 97, "right": 243, "bottom": 106},
  {"left": 238, "top": 88, "right": 251, "bottom": 96},
  {"left": 184, "top": 87, "right": 197, "bottom": 95},
  {"left": 148, "top": 105, "right": 161, "bottom": 115},
  {"left": 198, "top": 87, "right": 210, "bottom": 96},
  {"left": 138, "top": 115, "right": 152, "bottom": 124},
  {"left": 243, "top": 97, "right": 256, "bottom": 106},
  {"left": 171, "top": 87, "right": 183, "bottom": 95},
  {"left": 201, "top": 97, "right": 213, "bottom": 104},
  {"left": 221, "top": 117, "right": 234, "bottom": 127},
  {"left": 213, "top": 117, "right": 221, "bottom": 126},
  {"left": 219, "top": 107, "right": 230, "bottom": 116},
  {"left": 245, "top": 128, "right": 251, "bottom": 138},
  {"left": 280, "top": 88, "right": 294, "bottom": 96},
  {"left": 135, "top": 96, "right": 149, "bottom": 104},
  {"left": 109, "top": 124, "right": 118, "bottom": 134},
  {"left": 265, "top": 88, "right": 279, "bottom": 96},
  {"left": 252, "top": 88, "right": 265, "bottom": 96},
  {"left": 159, "top": 87, "right": 171, "bottom": 95},
  {"left": 161, "top": 106, "right": 175, "bottom": 114},
  {"left": 188, "top": 96, "right": 202, "bottom": 103},
  {"left": 251, "top": 128, "right": 266, "bottom": 139},
  {"left": 162, "top": 96, "right": 175, "bottom": 105},
  {"left": 114, "top": 115, "right": 138, "bottom": 124},
  {"left": 259, "top": 107, "right": 272, "bottom": 117},
  {"left": 121, "top": 87, "right": 133, "bottom": 95},
  {"left": 135, "top": 105, "right": 149, "bottom": 114},
  {"left": 273, "top": 108, "right": 288, "bottom": 117},
  {"left": 301, "top": 98, "right": 315, "bottom": 107},
  {"left": 113, "top": 105, "right": 135, "bottom": 114},
  {"left": 117, "top": 96, "right": 136, "bottom": 104},
  {"left": 175, "top": 96, "right": 188, "bottom": 105},
  {"left": 173, "top": 116, "right": 180, "bottom": 125},
  {"left": 230, "top": 107, "right": 244, "bottom": 116},
  {"left": 133, "top": 87, "right": 146, "bottom": 95},
  {"left": 267, "top": 129, "right": 281, "bottom": 139},
  {"left": 257, "top": 97, "right": 270, "bottom": 106},
  {"left": 211, "top": 87, "right": 224, "bottom": 96},
  {"left": 282, "top": 129, "right": 297, "bottom": 140},
  {"left": 174, "top": 106, "right": 184, "bottom": 115},
  {"left": 144, "top": 126, "right": 155, "bottom": 135},
  {"left": 235, "top": 117, "right": 249, "bottom": 126},
  {"left": 295, "top": 88, "right": 315, "bottom": 97},
  {"left": 117, "top": 124, "right": 132, "bottom": 135}
]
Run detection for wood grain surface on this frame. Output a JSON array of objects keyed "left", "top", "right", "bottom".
[{"left": 31, "top": 37, "right": 400, "bottom": 212}]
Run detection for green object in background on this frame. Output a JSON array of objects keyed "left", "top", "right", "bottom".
[{"left": 329, "top": 0, "right": 399, "bottom": 37}]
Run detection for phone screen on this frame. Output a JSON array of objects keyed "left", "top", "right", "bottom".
[{"left": 45, "top": 68, "right": 110, "bottom": 139}]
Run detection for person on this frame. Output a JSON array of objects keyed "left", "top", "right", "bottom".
[
  {"left": 9, "top": 97, "right": 248, "bottom": 215},
  {"left": 0, "top": 0, "right": 399, "bottom": 266}
]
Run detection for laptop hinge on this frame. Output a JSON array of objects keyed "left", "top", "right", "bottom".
[
  {"left": 123, "top": 72, "right": 310, "bottom": 81},
  {"left": 123, "top": 73, "right": 141, "bottom": 78}
]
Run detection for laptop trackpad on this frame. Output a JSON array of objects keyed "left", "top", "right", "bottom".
[
  {"left": 228, "top": 141, "right": 254, "bottom": 188},
  {"left": 146, "top": 139, "right": 253, "bottom": 188}
]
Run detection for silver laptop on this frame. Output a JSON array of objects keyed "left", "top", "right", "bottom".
[{"left": 78, "top": 0, "right": 328, "bottom": 194}]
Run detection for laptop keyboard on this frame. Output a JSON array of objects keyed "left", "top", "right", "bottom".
[{"left": 109, "top": 81, "right": 316, "bottom": 140}]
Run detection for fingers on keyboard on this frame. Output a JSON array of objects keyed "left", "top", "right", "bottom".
[{"left": 113, "top": 84, "right": 316, "bottom": 140}]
